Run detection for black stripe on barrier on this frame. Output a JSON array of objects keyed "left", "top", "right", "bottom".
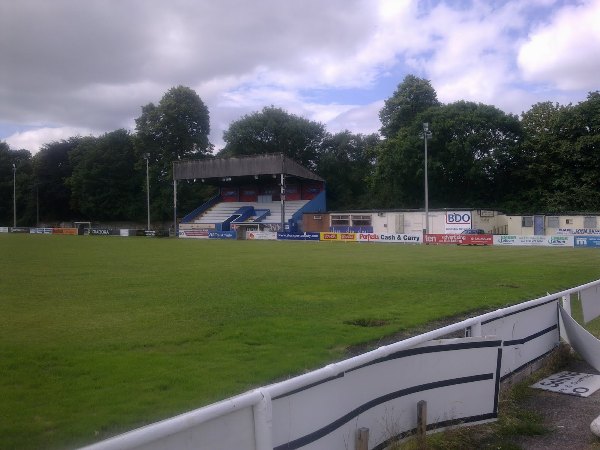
[
  {"left": 481, "top": 298, "right": 558, "bottom": 325},
  {"left": 500, "top": 346, "right": 558, "bottom": 382},
  {"left": 273, "top": 340, "right": 502, "bottom": 400},
  {"left": 493, "top": 348, "right": 502, "bottom": 415},
  {"left": 347, "top": 340, "right": 502, "bottom": 374},
  {"left": 273, "top": 373, "right": 495, "bottom": 450},
  {"left": 502, "top": 324, "right": 558, "bottom": 346}
]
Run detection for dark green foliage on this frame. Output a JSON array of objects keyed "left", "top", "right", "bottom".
[
  {"left": 379, "top": 75, "right": 441, "bottom": 138},
  {"left": 316, "top": 131, "right": 379, "bottom": 210},
  {"left": 135, "top": 86, "right": 212, "bottom": 221},
  {"left": 67, "top": 130, "right": 144, "bottom": 221},
  {"left": 220, "top": 106, "right": 327, "bottom": 170},
  {"left": 34, "top": 138, "right": 83, "bottom": 223}
]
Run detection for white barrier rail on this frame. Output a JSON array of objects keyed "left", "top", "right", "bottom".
[{"left": 81, "top": 278, "right": 600, "bottom": 450}]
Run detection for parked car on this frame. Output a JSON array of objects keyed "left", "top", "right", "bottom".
[
  {"left": 458, "top": 228, "right": 490, "bottom": 246},
  {"left": 460, "top": 228, "right": 486, "bottom": 235}
]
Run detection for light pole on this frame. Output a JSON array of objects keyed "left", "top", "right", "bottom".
[
  {"left": 144, "top": 154, "right": 150, "bottom": 230},
  {"left": 12, "top": 164, "right": 16, "bottom": 228},
  {"left": 421, "top": 123, "right": 432, "bottom": 234}
]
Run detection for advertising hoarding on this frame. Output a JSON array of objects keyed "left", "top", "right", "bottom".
[
  {"left": 52, "top": 228, "right": 78, "bottom": 235},
  {"left": 445, "top": 211, "right": 472, "bottom": 233},
  {"left": 246, "top": 231, "right": 277, "bottom": 240},
  {"left": 493, "top": 235, "right": 573, "bottom": 247},
  {"left": 558, "top": 228, "right": 600, "bottom": 235},
  {"left": 356, "top": 233, "right": 422, "bottom": 243},
  {"left": 208, "top": 231, "right": 237, "bottom": 239},
  {"left": 320, "top": 232, "right": 357, "bottom": 241},
  {"left": 179, "top": 229, "right": 210, "bottom": 239},
  {"left": 277, "top": 232, "right": 320, "bottom": 241},
  {"left": 425, "top": 234, "right": 492, "bottom": 245},
  {"left": 574, "top": 236, "right": 600, "bottom": 248}
]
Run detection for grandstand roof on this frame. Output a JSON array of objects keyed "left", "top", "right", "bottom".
[{"left": 173, "top": 153, "right": 323, "bottom": 182}]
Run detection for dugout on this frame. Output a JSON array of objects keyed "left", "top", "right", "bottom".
[{"left": 174, "top": 154, "right": 326, "bottom": 236}]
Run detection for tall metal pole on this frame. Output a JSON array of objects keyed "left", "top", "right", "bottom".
[
  {"left": 173, "top": 162, "right": 177, "bottom": 237},
  {"left": 280, "top": 173, "right": 285, "bottom": 231},
  {"left": 36, "top": 183, "right": 39, "bottom": 227},
  {"left": 12, "top": 164, "right": 16, "bottom": 228},
  {"left": 422, "top": 123, "right": 432, "bottom": 234},
  {"left": 145, "top": 154, "right": 150, "bottom": 230}
]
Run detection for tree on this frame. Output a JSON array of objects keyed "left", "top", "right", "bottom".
[
  {"left": 371, "top": 101, "right": 523, "bottom": 209},
  {"left": 67, "top": 130, "right": 143, "bottom": 221},
  {"left": 517, "top": 93, "right": 600, "bottom": 212},
  {"left": 0, "top": 142, "right": 33, "bottom": 226},
  {"left": 316, "top": 131, "right": 379, "bottom": 210},
  {"left": 33, "top": 138, "right": 82, "bottom": 223},
  {"left": 379, "top": 75, "right": 441, "bottom": 138},
  {"left": 220, "top": 106, "right": 327, "bottom": 170},
  {"left": 425, "top": 101, "right": 523, "bottom": 208},
  {"left": 135, "top": 86, "right": 211, "bottom": 221}
]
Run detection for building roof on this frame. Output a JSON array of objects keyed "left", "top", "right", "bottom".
[{"left": 173, "top": 153, "right": 323, "bottom": 182}]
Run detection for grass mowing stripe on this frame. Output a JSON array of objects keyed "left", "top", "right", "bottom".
[{"left": 1, "top": 234, "right": 600, "bottom": 449}]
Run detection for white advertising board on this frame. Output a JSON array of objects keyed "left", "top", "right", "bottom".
[
  {"left": 247, "top": 231, "right": 277, "bottom": 240},
  {"left": 482, "top": 299, "right": 559, "bottom": 379},
  {"left": 581, "top": 285, "right": 600, "bottom": 324},
  {"left": 356, "top": 232, "right": 422, "bottom": 244},
  {"left": 270, "top": 337, "right": 501, "bottom": 450},
  {"left": 0, "top": 227, "right": 9, "bottom": 233},
  {"left": 531, "top": 371, "right": 600, "bottom": 397},
  {"left": 560, "top": 306, "right": 600, "bottom": 372},
  {"left": 557, "top": 228, "right": 600, "bottom": 235},
  {"left": 493, "top": 235, "right": 574, "bottom": 247},
  {"left": 445, "top": 211, "right": 472, "bottom": 233}
]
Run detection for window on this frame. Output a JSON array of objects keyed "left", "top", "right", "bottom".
[
  {"left": 547, "top": 216, "right": 560, "bottom": 228},
  {"left": 521, "top": 216, "right": 533, "bottom": 227},
  {"left": 351, "top": 215, "right": 372, "bottom": 226},
  {"left": 330, "top": 215, "right": 350, "bottom": 226},
  {"left": 584, "top": 216, "right": 598, "bottom": 228}
]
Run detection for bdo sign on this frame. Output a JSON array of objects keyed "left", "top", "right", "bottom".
[{"left": 445, "top": 211, "right": 472, "bottom": 233}]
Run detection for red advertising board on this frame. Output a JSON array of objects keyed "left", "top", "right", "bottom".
[{"left": 425, "top": 234, "right": 492, "bottom": 245}]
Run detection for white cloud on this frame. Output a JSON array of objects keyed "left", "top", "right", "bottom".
[
  {"left": 518, "top": 0, "right": 600, "bottom": 90},
  {"left": 5, "top": 127, "right": 96, "bottom": 153}
]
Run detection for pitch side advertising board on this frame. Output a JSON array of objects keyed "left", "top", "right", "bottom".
[
  {"left": 574, "top": 236, "right": 600, "bottom": 248},
  {"left": 208, "top": 231, "right": 237, "bottom": 239},
  {"left": 320, "top": 232, "right": 357, "bottom": 241},
  {"left": 445, "top": 211, "right": 472, "bottom": 233},
  {"left": 0, "top": 227, "right": 8, "bottom": 233},
  {"left": 356, "top": 233, "right": 422, "bottom": 243},
  {"left": 246, "top": 231, "right": 277, "bottom": 240},
  {"left": 493, "top": 235, "right": 574, "bottom": 247},
  {"left": 425, "top": 233, "right": 492, "bottom": 245},
  {"left": 276, "top": 232, "right": 320, "bottom": 241},
  {"left": 179, "top": 229, "right": 209, "bottom": 239}
]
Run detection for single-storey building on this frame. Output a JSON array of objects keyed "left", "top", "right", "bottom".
[{"left": 301, "top": 209, "right": 600, "bottom": 236}]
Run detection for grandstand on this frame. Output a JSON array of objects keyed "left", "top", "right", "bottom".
[{"left": 174, "top": 154, "right": 326, "bottom": 235}]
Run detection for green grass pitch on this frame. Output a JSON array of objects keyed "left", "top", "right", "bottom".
[{"left": 1, "top": 233, "right": 600, "bottom": 449}]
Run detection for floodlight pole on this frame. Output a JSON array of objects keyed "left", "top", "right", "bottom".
[
  {"left": 280, "top": 173, "right": 286, "bottom": 232},
  {"left": 173, "top": 162, "right": 177, "bottom": 237},
  {"left": 145, "top": 153, "right": 150, "bottom": 230},
  {"left": 421, "top": 123, "right": 432, "bottom": 234},
  {"left": 12, "top": 164, "right": 16, "bottom": 228}
]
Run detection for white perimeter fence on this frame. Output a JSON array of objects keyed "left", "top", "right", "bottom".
[{"left": 82, "top": 279, "right": 600, "bottom": 450}]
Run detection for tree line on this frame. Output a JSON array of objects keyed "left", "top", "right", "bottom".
[{"left": 1, "top": 78, "right": 599, "bottom": 227}]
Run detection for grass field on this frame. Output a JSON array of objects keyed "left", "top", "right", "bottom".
[{"left": 2, "top": 234, "right": 600, "bottom": 450}]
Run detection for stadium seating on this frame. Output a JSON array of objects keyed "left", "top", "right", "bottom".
[{"left": 190, "top": 200, "right": 309, "bottom": 226}]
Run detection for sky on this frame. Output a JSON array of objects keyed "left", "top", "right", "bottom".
[{"left": 1, "top": 0, "right": 599, "bottom": 154}]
